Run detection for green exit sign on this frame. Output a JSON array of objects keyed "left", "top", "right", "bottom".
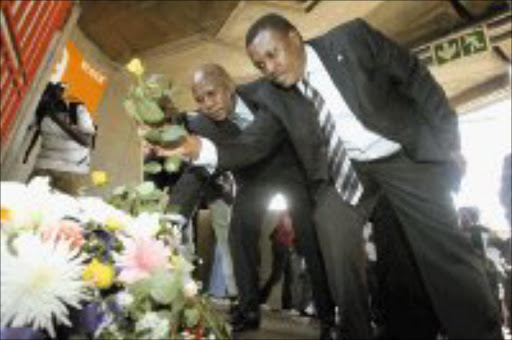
[
  {"left": 461, "top": 29, "right": 488, "bottom": 55},
  {"left": 434, "top": 27, "right": 488, "bottom": 66}
]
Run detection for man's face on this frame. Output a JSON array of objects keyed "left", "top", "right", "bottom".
[
  {"left": 192, "top": 78, "right": 234, "bottom": 121},
  {"left": 247, "top": 29, "right": 305, "bottom": 88}
]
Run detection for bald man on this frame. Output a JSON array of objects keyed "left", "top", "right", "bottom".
[{"left": 167, "top": 64, "right": 335, "bottom": 337}]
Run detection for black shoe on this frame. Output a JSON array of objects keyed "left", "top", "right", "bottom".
[{"left": 231, "top": 309, "right": 261, "bottom": 333}]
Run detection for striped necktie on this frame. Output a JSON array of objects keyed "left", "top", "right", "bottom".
[{"left": 302, "top": 77, "right": 363, "bottom": 205}]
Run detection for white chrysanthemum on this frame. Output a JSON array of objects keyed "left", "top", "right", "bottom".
[
  {"left": 1, "top": 234, "right": 88, "bottom": 337},
  {"left": 0, "top": 178, "right": 81, "bottom": 231}
]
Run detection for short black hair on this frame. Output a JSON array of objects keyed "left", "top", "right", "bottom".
[{"left": 245, "top": 13, "right": 299, "bottom": 47}]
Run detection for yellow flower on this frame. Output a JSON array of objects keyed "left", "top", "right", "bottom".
[
  {"left": 105, "top": 217, "right": 122, "bottom": 232},
  {"left": 91, "top": 171, "right": 108, "bottom": 187},
  {"left": 1, "top": 206, "right": 12, "bottom": 224},
  {"left": 82, "top": 259, "right": 114, "bottom": 289},
  {"left": 126, "top": 58, "right": 144, "bottom": 77}
]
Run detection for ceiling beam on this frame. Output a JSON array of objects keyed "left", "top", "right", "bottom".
[{"left": 451, "top": 72, "right": 510, "bottom": 110}]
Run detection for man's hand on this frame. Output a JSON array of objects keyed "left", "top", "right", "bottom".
[{"left": 153, "top": 135, "right": 202, "bottom": 160}]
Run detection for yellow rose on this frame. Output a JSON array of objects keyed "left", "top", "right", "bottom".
[
  {"left": 105, "top": 217, "right": 122, "bottom": 232},
  {"left": 83, "top": 259, "right": 115, "bottom": 289},
  {"left": 91, "top": 171, "right": 108, "bottom": 187},
  {"left": 126, "top": 58, "right": 144, "bottom": 77}
]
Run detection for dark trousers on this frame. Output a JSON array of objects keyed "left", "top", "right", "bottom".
[
  {"left": 229, "top": 180, "right": 335, "bottom": 324},
  {"left": 370, "top": 196, "right": 440, "bottom": 339},
  {"left": 319, "top": 152, "right": 502, "bottom": 339},
  {"left": 314, "top": 151, "right": 503, "bottom": 339},
  {"left": 259, "top": 241, "right": 289, "bottom": 305}
]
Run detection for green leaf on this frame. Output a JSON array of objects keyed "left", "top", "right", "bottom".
[
  {"left": 143, "top": 128, "right": 162, "bottom": 145},
  {"left": 144, "top": 81, "right": 163, "bottom": 99},
  {"left": 112, "top": 185, "right": 128, "bottom": 196},
  {"left": 132, "top": 86, "right": 145, "bottom": 99},
  {"left": 149, "top": 270, "right": 178, "bottom": 305},
  {"left": 157, "top": 310, "right": 173, "bottom": 320},
  {"left": 135, "top": 181, "right": 156, "bottom": 197},
  {"left": 143, "top": 161, "right": 163, "bottom": 174},
  {"left": 129, "top": 278, "right": 153, "bottom": 300},
  {"left": 173, "top": 256, "right": 195, "bottom": 274},
  {"left": 164, "top": 157, "right": 182, "bottom": 173},
  {"left": 123, "top": 99, "right": 140, "bottom": 121},
  {"left": 184, "top": 308, "right": 200, "bottom": 328},
  {"left": 135, "top": 99, "right": 164, "bottom": 125},
  {"left": 159, "top": 125, "right": 187, "bottom": 146}
]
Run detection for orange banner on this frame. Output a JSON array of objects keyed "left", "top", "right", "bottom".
[{"left": 57, "top": 41, "right": 108, "bottom": 120}]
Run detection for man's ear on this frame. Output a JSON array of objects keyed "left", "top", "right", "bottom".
[{"left": 288, "top": 29, "right": 302, "bottom": 44}]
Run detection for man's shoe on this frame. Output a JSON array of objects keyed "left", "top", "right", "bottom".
[{"left": 231, "top": 309, "right": 261, "bottom": 333}]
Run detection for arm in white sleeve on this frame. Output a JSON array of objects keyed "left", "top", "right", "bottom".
[{"left": 192, "top": 137, "right": 218, "bottom": 173}]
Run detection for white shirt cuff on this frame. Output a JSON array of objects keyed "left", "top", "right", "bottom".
[{"left": 193, "top": 137, "right": 218, "bottom": 173}]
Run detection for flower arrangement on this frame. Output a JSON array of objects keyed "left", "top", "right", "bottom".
[
  {"left": 0, "top": 176, "right": 230, "bottom": 339},
  {"left": 123, "top": 58, "right": 187, "bottom": 175}
]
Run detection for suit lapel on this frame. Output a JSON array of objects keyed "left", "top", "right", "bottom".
[{"left": 309, "top": 38, "right": 362, "bottom": 118}]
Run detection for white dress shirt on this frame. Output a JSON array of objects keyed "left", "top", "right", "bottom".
[{"left": 298, "top": 44, "right": 400, "bottom": 161}]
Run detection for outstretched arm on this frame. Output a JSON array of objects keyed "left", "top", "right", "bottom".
[{"left": 156, "top": 109, "right": 286, "bottom": 173}]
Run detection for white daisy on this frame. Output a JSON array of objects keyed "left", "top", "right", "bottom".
[{"left": 1, "top": 234, "right": 88, "bottom": 337}]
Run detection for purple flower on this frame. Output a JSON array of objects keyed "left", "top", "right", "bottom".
[
  {"left": 0, "top": 327, "right": 44, "bottom": 340},
  {"left": 71, "top": 302, "right": 105, "bottom": 335}
]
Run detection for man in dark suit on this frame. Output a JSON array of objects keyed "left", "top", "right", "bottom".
[
  {"left": 163, "top": 14, "right": 503, "bottom": 339},
  {"left": 166, "top": 64, "right": 335, "bottom": 336}
]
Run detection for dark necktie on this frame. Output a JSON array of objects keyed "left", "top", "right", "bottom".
[{"left": 302, "top": 77, "right": 363, "bottom": 205}]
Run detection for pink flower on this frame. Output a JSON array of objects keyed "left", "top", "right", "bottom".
[
  {"left": 41, "top": 220, "right": 84, "bottom": 249},
  {"left": 116, "top": 236, "right": 169, "bottom": 284}
]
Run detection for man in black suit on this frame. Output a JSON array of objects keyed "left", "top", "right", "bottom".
[
  {"left": 166, "top": 64, "right": 335, "bottom": 336},
  {"left": 162, "top": 15, "right": 503, "bottom": 339}
]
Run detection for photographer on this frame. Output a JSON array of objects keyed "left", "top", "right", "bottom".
[{"left": 27, "top": 82, "right": 96, "bottom": 195}]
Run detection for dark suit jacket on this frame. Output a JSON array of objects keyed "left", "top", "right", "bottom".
[
  {"left": 168, "top": 81, "right": 307, "bottom": 219},
  {"left": 215, "top": 19, "right": 461, "bottom": 196}
]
